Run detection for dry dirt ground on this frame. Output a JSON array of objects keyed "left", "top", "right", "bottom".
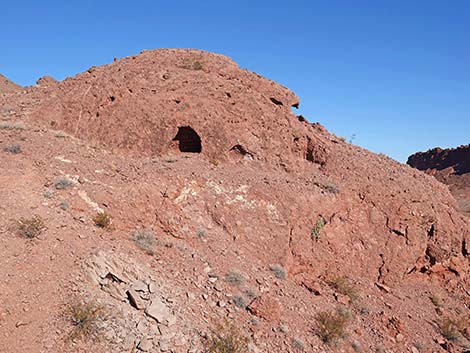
[{"left": 0, "top": 49, "right": 469, "bottom": 353}]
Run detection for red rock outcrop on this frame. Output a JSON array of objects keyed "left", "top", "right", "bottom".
[
  {"left": 408, "top": 145, "right": 470, "bottom": 216},
  {"left": 0, "top": 49, "right": 469, "bottom": 352}
]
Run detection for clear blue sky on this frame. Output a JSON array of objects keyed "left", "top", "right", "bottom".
[{"left": 1, "top": 1, "right": 469, "bottom": 162}]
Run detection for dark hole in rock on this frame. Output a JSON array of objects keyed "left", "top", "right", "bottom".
[
  {"left": 294, "top": 137, "right": 300, "bottom": 142},
  {"left": 297, "top": 115, "right": 306, "bottom": 122},
  {"left": 128, "top": 88, "right": 133, "bottom": 94},
  {"left": 96, "top": 112, "right": 100, "bottom": 117},
  {"left": 226, "top": 92, "right": 232, "bottom": 98},
  {"left": 173, "top": 126, "right": 202, "bottom": 153},
  {"left": 270, "top": 97, "right": 283, "bottom": 106},
  {"left": 291, "top": 102, "right": 299, "bottom": 109},
  {"left": 174, "top": 99, "right": 181, "bottom": 104},
  {"left": 109, "top": 96, "right": 115, "bottom": 102},
  {"left": 427, "top": 224, "right": 435, "bottom": 238},
  {"left": 50, "top": 121, "right": 56, "bottom": 127}
]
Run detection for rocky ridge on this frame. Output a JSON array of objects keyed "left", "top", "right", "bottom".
[{"left": 0, "top": 49, "right": 469, "bottom": 353}]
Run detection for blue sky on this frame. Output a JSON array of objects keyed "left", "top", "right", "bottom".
[{"left": 1, "top": 1, "right": 468, "bottom": 161}]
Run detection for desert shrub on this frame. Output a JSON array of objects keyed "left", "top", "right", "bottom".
[
  {"left": 430, "top": 293, "right": 444, "bottom": 307},
  {"left": 226, "top": 270, "right": 245, "bottom": 286},
  {"left": 17, "top": 215, "right": 46, "bottom": 238},
  {"left": 54, "top": 177, "right": 72, "bottom": 190},
  {"left": 292, "top": 337, "right": 305, "bottom": 351},
  {"left": 93, "top": 211, "right": 112, "bottom": 228},
  {"left": 43, "top": 189, "right": 54, "bottom": 198},
  {"left": 3, "top": 144, "right": 21, "bottom": 154},
  {"left": 315, "top": 308, "right": 351, "bottom": 344},
  {"left": 182, "top": 58, "right": 203, "bottom": 70},
  {"left": 204, "top": 322, "right": 249, "bottom": 353},
  {"left": 232, "top": 295, "right": 247, "bottom": 309},
  {"left": 311, "top": 217, "right": 325, "bottom": 241},
  {"left": 242, "top": 287, "right": 258, "bottom": 302},
  {"left": 66, "top": 301, "right": 106, "bottom": 341},
  {"left": 327, "top": 276, "right": 360, "bottom": 302},
  {"left": 132, "top": 228, "right": 156, "bottom": 255},
  {"left": 197, "top": 228, "right": 207, "bottom": 238},
  {"left": 439, "top": 316, "right": 469, "bottom": 342},
  {"left": 270, "top": 264, "right": 287, "bottom": 279},
  {"left": 54, "top": 130, "right": 68, "bottom": 138},
  {"left": 0, "top": 121, "right": 25, "bottom": 130},
  {"left": 60, "top": 201, "right": 70, "bottom": 210}
]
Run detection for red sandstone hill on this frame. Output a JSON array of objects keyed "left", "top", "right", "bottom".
[
  {"left": 408, "top": 145, "right": 470, "bottom": 217},
  {"left": 0, "top": 49, "right": 469, "bottom": 353}
]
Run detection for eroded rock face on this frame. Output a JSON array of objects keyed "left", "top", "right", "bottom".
[
  {"left": 30, "top": 49, "right": 314, "bottom": 167},
  {"left": 408, "top": 145, "right": 470, "bottom": 216}
]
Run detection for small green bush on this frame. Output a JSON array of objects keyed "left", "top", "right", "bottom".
[{"left": 311, "top": 217, "right": 325, "bottom": 241}]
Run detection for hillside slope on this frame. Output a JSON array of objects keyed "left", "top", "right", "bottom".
[{"left": 0, "top": 49, "right": 469, "bottom": 353}]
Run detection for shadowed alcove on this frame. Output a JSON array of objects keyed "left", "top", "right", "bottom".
[{"left": 172, "top": 126, "right": 202, "bottom": 153}]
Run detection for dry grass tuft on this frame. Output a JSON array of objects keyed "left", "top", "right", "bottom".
[
  {"left": 93, "top": 211, "right": 112, "bottom": 228},
  {"left": 66, "top": 301, "right": 106, "bottom": 341},
  {"left": 204, "top": 322, "right": 249, "bottom": 353},
  {"left": 440, "top": 316, "right": 469, "bottom": 342},
  {"left": 17, "top": 215, "right": 46, "bottom": 238},
  {"left": 327, "top": 276, "right": 360, "bottom": 302},
  {"left": 315, "top": 308, "right": 351, "bottom": 344}
]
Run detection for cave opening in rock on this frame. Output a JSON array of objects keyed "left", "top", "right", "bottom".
[{"left": 172, "top": 126, "right": 202, "bottom": 153}]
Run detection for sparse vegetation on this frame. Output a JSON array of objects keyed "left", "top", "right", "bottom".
[
  {"left": 3, "top": 144, "right": 21, "bottom": 154},
  {"left": 93, "top": 211, "right": 112, "bottom": 228},
  {"left": 182, "top": 58, "right": 204, "bottom": 70},
  {"left": 315, "top": 308, "right": 351, "bottom": 344},
  {"left": 60, "top": 201, "right": 70, "bottom": 210},
  {"left": 292, "top": 337, "right": 305, "bottom": 351},
  {"left": 197, "top": 228, "right": 207, "bottom": 238},
  {"left": 132, "top": 228, "right": 156, "bottom": 255},
  {"left": 439, "top": 316, "right": 469, "bottom": 342},
  {"left": 43, "top": 189, "right": 54, "bottom": 198},
  {"left": 54, "top": 130, "right": 68, "bottom": 138},
  {"left": 54, "top": 177, "right": 73, "bottom": 190},
  {"left": 0, "top": 121, "right": 25, "bottom": 130},
  {"left": 311, "top": 217, "right": 326, "bottom": 241},
  {"left": 204, "top": 322, "right": 249, "bottom": 353},
  {"left": 226, "top": 270, "right": 245, "bottom": 286},
  {"left": 327, "top": 276, "right": 360, "bottom": 302},
  {"left": 430, "top": 293, "right": 444, "bottom": 307},
  {"left": 270, "top": 264, "right": 287, "bottom": 279},
  {"left": 242, "top": 288, "right": 258, "bottom": 302},
  {"left": 232, "top": 295, "right": 247, "bottom": 309},
  {"left": 66, "top": 301, "right": 106, "bottom": 341},
  {"left": 17, "top": 215, "right": 46, "bottom": 238}
]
